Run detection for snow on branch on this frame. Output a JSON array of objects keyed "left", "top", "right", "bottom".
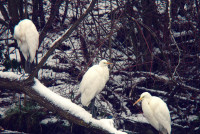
[
  {"left": 0, "top": 71, "right": 22, "bottom": 80},
  {"left": 134, "top": 71, "right": 200, "bottom": 93},
  {"left": 0, "top": 71, "right": 126, "bottom": 134},
  {"left": 33, "top": 78, "right": 126, "bottom": 133}
]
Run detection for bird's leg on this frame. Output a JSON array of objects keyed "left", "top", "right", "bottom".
[
  {"left": 25, "top": 60, "right": 31, "bottom": 74},
  {"left": 25, "top": 60, "right": 28, "bottom": 73},
  {"left": 24, "top": 55, "right": 32, "bottom": 107},
  {"left": 90, "top": 98, "right": 97, "bottom": 118},
  {"left": 25, "top": 54, "right": 31, "bottom": 74}
]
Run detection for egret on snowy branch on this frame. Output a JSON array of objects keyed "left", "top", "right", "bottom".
[
  {"left": 14, "top": 19, "right": 39, "bottom": 73},
  {"left": 79, "top": 59, "right": 112, "bottom": 117},
  {"left": 133, "top": 92, "right": 171, "bottom": 134}
]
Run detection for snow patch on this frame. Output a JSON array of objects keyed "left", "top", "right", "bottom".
[
  {"left": 40, "top": 117, "right": 59, "bottom": 124},
  {"left": 0, "top": 71, "right": 25, "bottom": 80}
]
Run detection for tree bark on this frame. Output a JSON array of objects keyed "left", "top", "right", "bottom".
[
  {"left": 61, "top": 0, "right": 69, "bottom": 25},
  {"left": 0, "top": 2, "right": 9, "bottom": 21},
  {"left": 80, "top": 35, "right": 90, "bottom": 63},
  {"left": 8, "top": 0, "right": 20, "bottom": 33},
  {"left": 38, "top": 0, "right": 45, "bottom": 28},
  {"left": 32, "top": 0, "right": 39, "bottom": 27}
]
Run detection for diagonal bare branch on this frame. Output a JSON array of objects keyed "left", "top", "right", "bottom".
[
  {"left": 28, "top": 0, "right": 98, "bottom": 80},
  {"left": 0, "top": 75, "right": 121, "bottom": 134}
]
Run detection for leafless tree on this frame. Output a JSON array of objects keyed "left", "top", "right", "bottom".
[{"left": 0, "top": 0, "right": 199, "bottom": 133}]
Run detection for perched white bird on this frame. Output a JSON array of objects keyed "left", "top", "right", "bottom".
[
  {"left": 79, "top": 59, "right": 112, "bottom": 107},
  {"left": 133, "top": 92, "right": 171, "bottom": 134},
  {"left": 14, "top": 19, "right": 39, "bottom": 72}
]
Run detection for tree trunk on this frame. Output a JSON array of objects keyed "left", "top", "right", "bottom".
[
  {"left": 32, "top": 0, "right": 39, "bottom": 27},
  {"left": 38, "top": 0, "right": 45, "bottom": 28},
  {"left": 8, "top": 0, "right": 20, "bottom": 33}
]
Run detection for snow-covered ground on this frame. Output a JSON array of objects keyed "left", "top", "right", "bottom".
[{"left": 0, "top": 0, "right": 199, "bottom": 133}]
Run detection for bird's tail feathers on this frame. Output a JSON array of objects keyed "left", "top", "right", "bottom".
[{"left": 81, "top": 94, "right": 90, "bottom": 107}]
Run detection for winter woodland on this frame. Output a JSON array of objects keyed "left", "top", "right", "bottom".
[{"left": 0, "top": 0, "right": 199, "bottom": 134}]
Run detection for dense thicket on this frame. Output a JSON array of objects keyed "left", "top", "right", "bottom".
[{"left": 0, "top": 0, "right": 199, "bottom": 133}]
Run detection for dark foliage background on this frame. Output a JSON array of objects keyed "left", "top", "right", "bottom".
[{"left": 0, "top": 0, "right": 199, "bottom": 133}]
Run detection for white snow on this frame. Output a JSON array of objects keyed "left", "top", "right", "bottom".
[
  {"left": 40, "top": 117, "right": 59, "bottom": 124},
  {"left": 0, "top": 71, "right": 25, "bottom": 80},
  {"left": 9, "top": 47, "right": 21, "bottom": 62},
  {"left": 32, "top": 78, "right": 126, "bottom": 134},
  {"left": 188, "top": 115, "right": 198, "bottom": 122},
  {"left": 131, "top": 114, "right": 148, "bottom": 123},
  {"left": 1, "top": 130, "right": 27, "bottom": 134},
  {"left": 122, "top": 113, "right": 148, "bottom": 124},
  {"left": 136, "top": 71, "right": 170, "bottom": 82},
  {"left": 32, "top": 78, "right": 92, "bottom": 120},
  {"left": 156, "top": 0, "right": 167, "bottom": 14}
]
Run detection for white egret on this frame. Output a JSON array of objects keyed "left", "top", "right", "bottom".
[
  {"left": 14, "top": 19, "right": 39, "bottom": 73},
  {"left": 79, "top": 60, "right": 112, "bottom": 117},
  {"left": 133, "top": 92, "right": 171, "bottom": 134},
  {"left": 79, "top": 59, "right": 112, "bottom": 107}
]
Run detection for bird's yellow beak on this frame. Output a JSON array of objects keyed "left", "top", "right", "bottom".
[
  {"left": 106, "top": 62, "right": 112, "bottom": 65},
  {"left": 133, "top": 97, "right": 142, "bottom": 106}
]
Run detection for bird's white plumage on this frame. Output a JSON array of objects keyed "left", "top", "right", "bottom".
[
  {"left": 79, "top": 60, "right": 111, "bottom": 106},
  {"left": 14, "top": 19, "right": 39, "bottom": 63},
  {"left": 134, "top": 92, "right": 171, "bottom": 134}
]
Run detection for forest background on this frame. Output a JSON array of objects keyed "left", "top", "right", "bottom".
[{"left": 0, "top": 0, "right": 199, "bottom": 134}]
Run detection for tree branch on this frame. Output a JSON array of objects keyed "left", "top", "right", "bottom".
[{"left": 0, "top": 73, "right": 124, "bottom": 134}]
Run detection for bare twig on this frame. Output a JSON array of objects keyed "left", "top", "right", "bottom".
[{"left": 168, "top": 0, "right": 181, "bottom": 79}]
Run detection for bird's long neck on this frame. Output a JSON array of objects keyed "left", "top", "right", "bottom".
[
  {"left": 144, "top": 96, "right": 152, "bottom": 103},
  {"left": 141, "top": 96, "right": 152, "bottom": 115}
]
